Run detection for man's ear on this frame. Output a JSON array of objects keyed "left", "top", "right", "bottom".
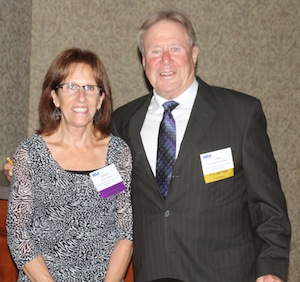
[
  {"left": 142, "top": 56, "right": 146, "bottom": 69},
  {"left": 192, "top": 46, "right": 198, "bottom": 66}
]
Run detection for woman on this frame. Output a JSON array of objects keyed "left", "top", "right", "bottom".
[{"left": 6, "top": 48, "right": 133, "bottom": 281}]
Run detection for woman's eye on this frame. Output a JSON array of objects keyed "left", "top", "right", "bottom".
[
  {"left": 85, "top": 85, "right": 94, "bottom": 91},
  {"left": 67, "top": 84, "right": 76, "bottom": 90}
]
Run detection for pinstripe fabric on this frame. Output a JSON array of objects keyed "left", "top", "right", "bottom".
[{"left": 111, "top": 77, "right": 291, "bottom": 282}]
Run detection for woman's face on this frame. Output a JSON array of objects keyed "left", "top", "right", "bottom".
[{"left": 51, "top": 63, "right": 105, "bottom": 130}]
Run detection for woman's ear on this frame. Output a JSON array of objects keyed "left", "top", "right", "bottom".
[
  {"left": 51, "top": 90, "right": 60, "bottom": 108},
  {"left": 97, "top": 92, "right": 105, "bottom": 110}
]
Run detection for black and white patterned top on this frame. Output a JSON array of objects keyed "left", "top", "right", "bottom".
[{"left": 6, "top": 134, "right": 133, "bottom": 282}]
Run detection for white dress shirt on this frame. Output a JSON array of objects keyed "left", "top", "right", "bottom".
[{"left": 140, "top": 79, "right": 199, "bottom": 176}]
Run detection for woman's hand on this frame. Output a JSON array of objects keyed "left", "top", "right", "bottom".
[
  {"left": 3, "top": 161, "right": 13, "bottom": 182},
  {"left": 22, "top": 256, "right": 54, "bottom": 282}
]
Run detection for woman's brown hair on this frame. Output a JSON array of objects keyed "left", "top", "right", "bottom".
[{"left": 37, "top": 48, "right": 112, "bottom": 138}]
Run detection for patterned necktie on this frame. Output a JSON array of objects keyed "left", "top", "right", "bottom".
[{"left": 156, "top": 101, "right": 179, "bottom": 199}]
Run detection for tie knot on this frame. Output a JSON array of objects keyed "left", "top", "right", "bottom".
[{"left": 163, "top": 101, "right": 179, "bottom": 112}]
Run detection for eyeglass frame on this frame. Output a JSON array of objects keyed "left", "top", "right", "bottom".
[{"left": 55, "top": 83, "right": 103, "bottom": 96}]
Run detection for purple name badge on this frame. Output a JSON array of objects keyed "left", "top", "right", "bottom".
[
  {"left": 90, "top": 164, "right": 126, "bottom": 199},
  {"left": 99, "top": 182, "right": 126, "bottom": 199}
]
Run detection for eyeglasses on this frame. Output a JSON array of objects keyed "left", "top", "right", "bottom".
[{"left": 55, "top": 83, "right": 103, "bottom": 96}]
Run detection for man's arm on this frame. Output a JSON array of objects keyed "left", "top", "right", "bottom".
[
  {"left": 256, "top": 275, "right": 283, "bottom": 282},
  {"left": 242, "top": 99, "right": 291, "bottom": 281}
]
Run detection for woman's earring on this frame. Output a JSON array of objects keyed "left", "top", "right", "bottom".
[{"left": 53, "top": 107, "right": 61, "bottom": 121}]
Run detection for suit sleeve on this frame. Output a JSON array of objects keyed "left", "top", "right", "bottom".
[{"left": 242, "top": 99, "right": 291, "bottom": 281}]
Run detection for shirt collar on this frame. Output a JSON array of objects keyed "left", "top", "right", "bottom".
[{"left": 152, "top": 78, "right": 199, "bottom": 112}]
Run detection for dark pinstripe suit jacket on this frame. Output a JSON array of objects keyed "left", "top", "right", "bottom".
[{"left": 111, "top": 77, "right": 291, "bottom": 282}]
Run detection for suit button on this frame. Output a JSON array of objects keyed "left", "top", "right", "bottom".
[{"left": 164, "top": 210, "right": 170, "bottom": 217}]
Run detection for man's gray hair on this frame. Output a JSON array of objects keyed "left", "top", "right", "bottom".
[{"left": 137, "top": 10, "right": 197, "bottom": 55}]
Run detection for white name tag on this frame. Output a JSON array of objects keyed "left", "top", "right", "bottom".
[
  {"left": 200, "top": 147, "right": 234, "bottom": 184},
  {"left": 90, "top": 164, "right": 126, "bottom": 198}
]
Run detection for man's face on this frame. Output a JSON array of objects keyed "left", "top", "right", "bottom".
[{"left": 142, "top": 20, "right": 198, "bottom": 99}]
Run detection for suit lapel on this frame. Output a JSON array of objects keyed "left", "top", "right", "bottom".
[
  {"left": 174, "top": 79, "right": 217, "bottom": 171},
  {"left": 127, "top": 80, "right": 217, "bottom": 200},
  {"left": 128, "top": 95, "right": 155, "bottom": 181}
]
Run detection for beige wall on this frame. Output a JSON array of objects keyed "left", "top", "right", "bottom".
[
  {"left": 1, "top": 0, "right": 299, "bottom": 280},
  {"left": 0, "top": 0, "right": 31, "bottom": 162}
]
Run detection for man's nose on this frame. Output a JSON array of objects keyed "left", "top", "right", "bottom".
[{"left": 162, "top": 50, "right": 171, "bottom": 65}]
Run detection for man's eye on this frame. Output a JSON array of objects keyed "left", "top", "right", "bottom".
[
  {"left": 151, "top": 49, "right": 161, "bottom": 54},
  {"left": 171, "top": 47, "right": 180, "bottom": 52}
]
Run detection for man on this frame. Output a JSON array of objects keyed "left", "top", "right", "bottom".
[
  {"left": 5, "top": 10, "right": 291, "bottom": 282},
  {"left": 111, "top": 11, "right": 291, "bottom": 282}
]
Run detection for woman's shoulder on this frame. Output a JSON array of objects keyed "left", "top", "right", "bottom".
[
  {"left": 109, "top": 134, "right": 128, "bottom": 146},
  {"left": 17, "top": 133, "right": 42, "bottom": 147},
  {"left": 109, "top": 134, "right": 131, "bottom": 154},
  {"left": 16, "top": 134, "right": 46, "bottom": 154},
  {"left": 108, "top": 135, "right": 132, "bottom": 167}
]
